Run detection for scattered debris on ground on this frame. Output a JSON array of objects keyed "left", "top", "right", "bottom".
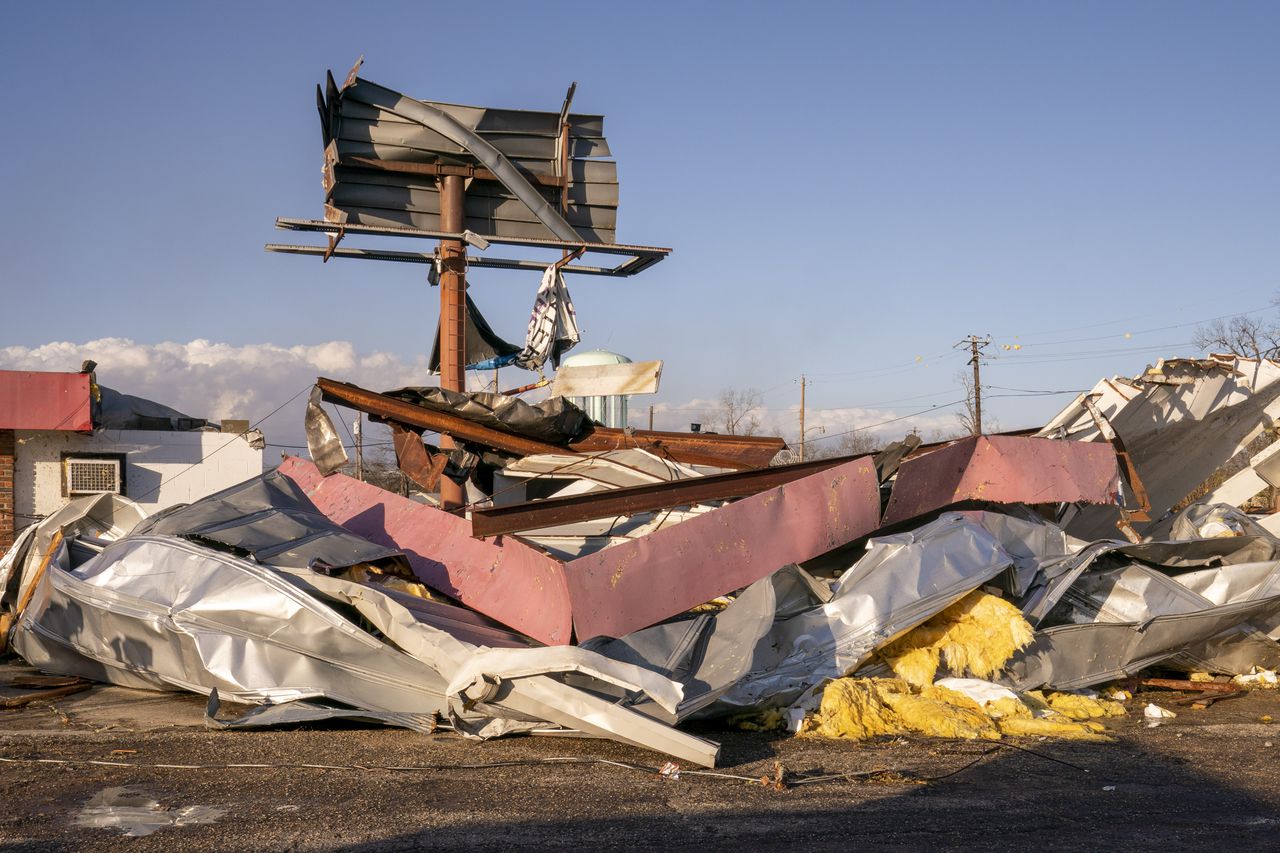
[{"left": 3, "top": 353, "right": 1280, "bottom": 774}]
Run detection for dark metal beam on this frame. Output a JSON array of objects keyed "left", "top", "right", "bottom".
[
  {"left": 342, "top": 155, "right": 568, "bottom": 189},
  {"left": 274, "top": 218, "right": 671, "bottom": 258},
  {"left": 568, "top": 428, "right": 786, "bottom": 470},
  {"left": 317, "top": 378, "right": 787, "bottom": 471},
  {"left": 264, "top": 244, "right": 641, "bottom": 277},
  {"left": 470, "top": 454, "right": 862, "bottom": 538},
  {"left": 317, "top": 378, "right": 563, "bottom": 458}
]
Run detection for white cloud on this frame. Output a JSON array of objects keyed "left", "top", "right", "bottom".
[
  {"left": 0, "top": 339, "right": 975, "bottom": 456},
  {"left": 0, "top": 338, "right": 436, "bottom": 448}
]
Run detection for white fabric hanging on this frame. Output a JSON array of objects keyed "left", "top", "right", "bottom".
[{"left": 515, "top": 264, "right": 580, "bottom": 371}]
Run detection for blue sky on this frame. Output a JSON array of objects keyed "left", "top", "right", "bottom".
[{"left": 1, "top": 1, "right": 1276, "bottom": 447}]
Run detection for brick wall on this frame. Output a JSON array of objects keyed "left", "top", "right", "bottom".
[{"left": 0, "top": 429, "right": 14, "bottom": 550}]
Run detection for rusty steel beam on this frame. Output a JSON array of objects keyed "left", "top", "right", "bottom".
[
  {"left": 471, "top": 454, "right": 863, "bottom": 538},
  {"left": 569, "top": 428, "right": 786, "bottom": 470},
  {"left": 1134, "top": 677, "right": 1240, "bottom": 694},
  {"left": 438, "top": 174, "right": 467, "bottom": 511},
  {"left": 317, "top": 378, "right": 563, "bottom": 457},
  {"left": 344, "top": 155, "right": 567, "bottom": 189},
  {"left": 389, "top": 423, "right": 447, "bottom": 492},
  {"left": 320, "top": 377, "right": 787, "bottom": 470}
]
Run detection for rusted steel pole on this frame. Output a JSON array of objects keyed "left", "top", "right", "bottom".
[{"left": 438, "top": 174, "right": 467, "bottom": 510}]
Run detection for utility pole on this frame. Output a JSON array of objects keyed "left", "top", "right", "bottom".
[
  {"left": 799, "top": 374, "right": 807, "bottom": 462},
  {"left": 353, "top": 415, "right": 363, "bottom": 482},
  {"left": 955, "top": 335, "right": 992, "bottom": 435},
  {"left": 648, "top": 404, "right": 654, "bottom": 431}
]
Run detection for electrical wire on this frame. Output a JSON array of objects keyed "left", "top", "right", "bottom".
[
  {"left": 804, "top": 399, "right": 969, "bottom": 447},
  {"left": 997, "top": 304, "right": 1273, "bottom": 349},
  {"left": 986, "top": 341, "right": 1194, "bottom": 367},
  {"left": 130, "top": 385, "right": 313, "bottom": 503}
]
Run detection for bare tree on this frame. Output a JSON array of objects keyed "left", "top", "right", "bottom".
[
  {"left": 1194, "top": 303, "right": 1280, "bottom": 360},
  {"left": 955, "top": 369, "right": 979, "bottom": 436},
  {"left": 953, "top": 369, "right": 999, "bottom": 436},
  {"left": 803, "top": 428, "right": 879, "bottom": 459},
  {"left": 714, "top": 387, "right": 763, "bottom": 435},
  {"left": 924, "top": 426, "right": 970, "bottom": 443}
]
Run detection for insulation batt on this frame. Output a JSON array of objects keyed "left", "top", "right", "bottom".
[
  {"left": 803, "top": 678, "right": 1121, "bottom": 743},
  {"left": 1040, "top": 692, "right": 1127, "bottom": 721},
  {"left": 881, "top": 591, "right": 1035, "bottom": 687}
]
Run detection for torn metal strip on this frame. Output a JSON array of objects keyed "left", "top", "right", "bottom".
[
  {"left": 565, "top": 455, "right": 881, "bottom": 641},
  {"left": 882, "top": 435, "right": 1121, "bottom": 526}
]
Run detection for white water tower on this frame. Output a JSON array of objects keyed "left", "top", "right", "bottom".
[{"left": 560, "top": 349, "right": 633, "bottom": 428}]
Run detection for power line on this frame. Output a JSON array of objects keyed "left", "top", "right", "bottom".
[
  {"left": 986, "top": 341, "right": 1194, "bottom": 367},
  {"left": 805, "top": 399, "right": 969, "bottom": 447},
  {"left": 993, "top": 304, "right": 1273, "bottom": 349},
  {"left": 131, "top": 385, "right": 313, "bottom": 503}
]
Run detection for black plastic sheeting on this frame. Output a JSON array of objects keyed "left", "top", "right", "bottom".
[
  {"left": 135, "top": 469, "right": 404, "bottom": 570},
  {"left": 427, "top": 292, "right": 521, "bottom": 373},
  {"left": 381, "top": 387, "right": 591, "bottom": 445},
  {"left": 94, "top": 385, "right": 209, "bottom": 431}
]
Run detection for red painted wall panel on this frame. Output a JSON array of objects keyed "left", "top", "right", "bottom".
[{"left": 0, "top": 371, "right": 92, "bottom": 432}]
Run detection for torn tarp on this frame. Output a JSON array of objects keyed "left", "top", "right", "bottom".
[
  {"left": 380, "top": 386, "right": 590, "bottom": 445},
  {"left": 514, "top": 264, "right": 580, "bottom": 372},
  {"left": 428, "top": 292, "right": 522, "bottom": 373},
  {"left": 94, "top": 385, "right": 208, "bottom": 432}
]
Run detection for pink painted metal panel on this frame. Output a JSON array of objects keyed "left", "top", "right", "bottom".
[
  {"left": 565, "top": 456, "right": 882, "bottom": 641},
  {"left": 0, "top": 371, "right": 92, "bottom": 431},
  {"left": 280, "top": 456, "right": 573, "bottom": 645},
  {"left": 882, "top": 435, "right": 1121, "bottom": 526}
]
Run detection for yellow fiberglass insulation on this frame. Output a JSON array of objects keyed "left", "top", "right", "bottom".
[
  {"left": 996, "top": 716, "right": 1111, "bottom": 742},
  {"left": 881, "top": 591, "right": 1035, "bottom": 687},
  {"left": 804, "top": 677, "right": 1123, "bottom": 743},
  {"left": 881, "top": 685, "right": 1001, "bottom": 741},
  {"left": 807, "top": 678, "right": 904, "bottom": 739},
  {"left": 1043, "top": 692, "right": 1127, "bottom": 721},
  {"left": 807, "top": 679, "right": 997, "bottom": 741},
  {"left": 729, "top": 708, "right": 788, "bottom": 732}
]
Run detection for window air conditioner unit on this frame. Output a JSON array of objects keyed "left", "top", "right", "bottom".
[{"left": 66, "top": 458, "right": 122, "bottom": 496}]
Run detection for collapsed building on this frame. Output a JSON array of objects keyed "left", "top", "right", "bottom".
[
  {"left": 5, "top": 354, "right": 1280, "bottom": 767},
  {"left": 8, "top": 64, "right": 1279, "bottom": 767}
]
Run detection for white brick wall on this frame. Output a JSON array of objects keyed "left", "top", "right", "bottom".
[{"left": 14, "top": 429, "right": 265, "bottom": 520}]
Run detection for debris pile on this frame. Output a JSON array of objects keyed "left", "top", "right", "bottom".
[{"left": 5, "top": 354, "right": 1280, "bottom": 769}]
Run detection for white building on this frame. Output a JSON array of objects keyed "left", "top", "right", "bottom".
[
  {"left": 0, "top": 369, "right": 264, "bottom": 547},
  {"left": 13, "top": 427, "right": 264, "bottom": 520}
]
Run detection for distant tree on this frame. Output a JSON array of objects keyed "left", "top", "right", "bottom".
[
  {"left": 954, "top": 369, "right": 999, "bottom": 436},
  {"left": 714, "top": 387, "right": 764, "bottom": 436},
  {"left": 804, "top": 429, "right": 879, "bottom": 459},
  {"left": 923, "top": 426, "right": 970, "bottom": 444},
  {"left": 955, "top": 369, "right": 979, "bottom": 436},
  {"left": 1194, "top": 300, "right": 1280, "bottom": 360}
]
